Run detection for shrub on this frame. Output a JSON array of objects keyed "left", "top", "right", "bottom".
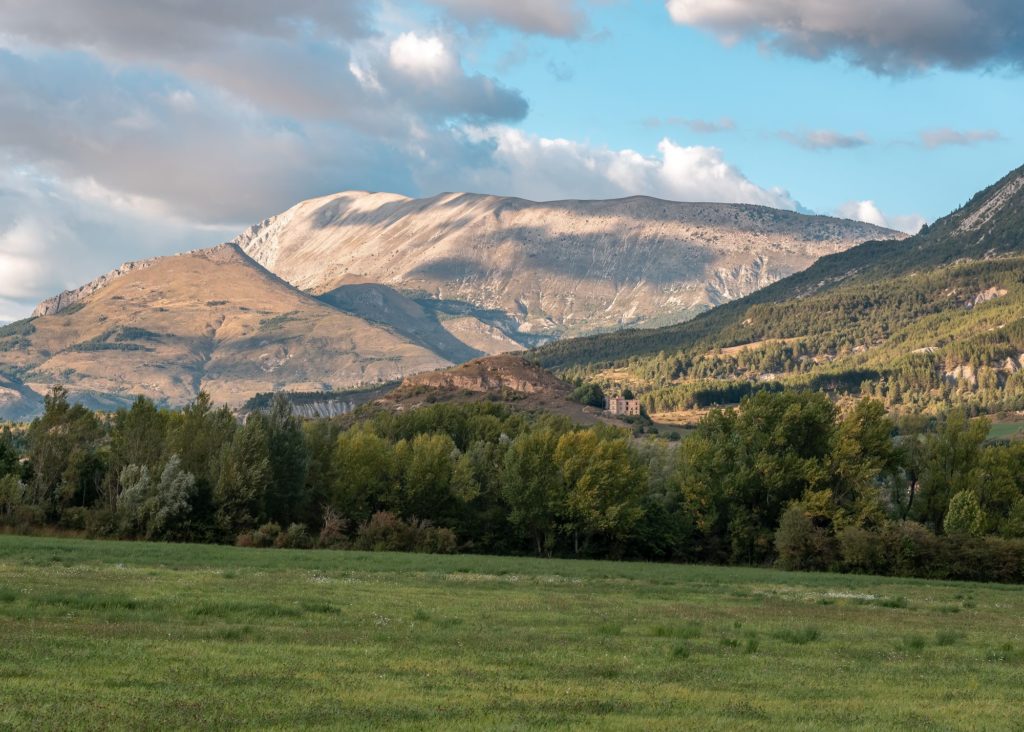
[
  {"left": 883, "top": 521, "right": 937, "bottom": 577},
  {"left": 354, "top": 512, "right": 413, "bottom": 552},
  {"left": 775, "top": 504, "right": 835, "bottom": 571},
  {"left": 411, "top": 520, "right": 457, "bottom": 554},
  {"left": 84, "top": 508, "right": 119, "bottom": 538},
  {"left": 7, "top": 504, "right": 44, "bottom": 530},
  {"left": 353, "top": 512, "right": 458, "bottom": 554},
  {"left": 569, "top": 383, "right": 605, "bottom": 408},
  {"left": 251, "top": 522, "right": 282, "bottom": 548},
  {"left": 58, "top": 507, "right": 89, "bottom": 531},
  {"left": 275, "top": 523, "right": 313, "bottom": 549},
  {"left": 317, "top": 507, "right": 350, "bottom": 549},
  {"left": 838, "top": 526, "right": 888, "bottom": 574}
]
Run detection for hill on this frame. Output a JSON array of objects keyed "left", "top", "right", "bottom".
[
  {"left": 377, "top": 354, "right": 619, "bottom": 426},
  {"left": 235, "top": 190, "right": 901, "bottom": 339},
  {"left": 0, "top": 244, "right": 450, "bottom": 417},
  {"left": 534, "top": 164, "right": 1024, "bottom": 417}
]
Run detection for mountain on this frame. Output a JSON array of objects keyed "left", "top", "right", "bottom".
[
  {"left": 535, "top": 164, "right": 1024, "bottom": 419},
  {"left": 1, "top": 189, "right": 900, "bottom": 420},
  {"left": 234, "top": 190, "right": 901, "bottom": 339},
  {"left": 0, "top": 244, "right": 449, "bottom": 418}
]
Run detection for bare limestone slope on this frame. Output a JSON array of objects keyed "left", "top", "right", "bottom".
[
  {"left": 0, "top": 244, "right": 449, "bottom": 416},
  {"left": 235, "top": 191, "right": 904, "bottom": 338}
]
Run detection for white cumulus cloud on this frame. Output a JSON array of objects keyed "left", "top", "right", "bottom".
[
  {"left": 835, "top": 200, "right": 925, "bottom": 235},
  {"left": 444, "top": 127, "right": 799, "bottom": 209},
  {"left": 389, "top": 33, "right": 456, "bottom": 80}
]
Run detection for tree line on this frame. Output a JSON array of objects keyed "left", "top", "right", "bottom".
[{"left": 4, "top": 386, "right": 1024, "bottom": 582}]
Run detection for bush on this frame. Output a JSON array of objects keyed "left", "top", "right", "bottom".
[
  {"left": 6, "top": 504, "right": 44, "bottom": 530},
  {"left": 251, "top": 522, "right": 282, "bottom": 548},
  {"left": 85, "top": 508, "right": 119, "bottom": 538},
  {"left": 838, "top": 526, "right": 888, "bottom": 574},
  {"left": 275, "top": 523, "right": 313, "bottom": 549},
  {"left": 353, "top": 512, "right": 458, "bottom": 554},
  {"left": 569, "top": 383, "right": 605, "bottom": 408},
  {"left": 410, "top": 520, "right": 457, "bottom": 554},
  {"left": 58, "top": 507, "right": 89, "bottom": 531},
  {"left": 317, "top": 507, "right": 350, "bottom": 549},
  {"left": 883, "top": 521, "right": 937, "bottom": 577},
  {"left": 353, "top": 512, "right": 412, "bottom": 552},
  {"left": 775, "top": 504, "right": 835, "bottom": 571}
]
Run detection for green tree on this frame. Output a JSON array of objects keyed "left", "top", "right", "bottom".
[
  {"left": 331, "top": 428, "right": 393, "bottom": 522},
  {"left": 569, "top": 383, "right": 606, "bottom": 408},
  {"left": 910, "top": 410, "right": 988, "bottom": 531},
  {"left": 25, "top": 385, "right": 104, "bottom": 518},
  {"left": 262, "top": 396, "right": 310, "bottom": 525},
  {"left": 117, "top": 455, "right": 197, "bottom": 540},
  {"left": 164, "top": 391, "right": 237, "bottom": 490},
  {"left": 0, "top": 427, "right": 19, "bottom": 478},
  {"left": 110, "top": 396, "right": 168, "bottom": 473},
  {"left": 214, "top": 417, "right": 271, "bottom": 539},
  {"left": 555, "top": 429, "right": 647, "bottom": 553},
  {"left": 501, "top": 428, "right": 565, "bottom": 556},
  {"left": 390, "top": 433, "right": 456, "bottom": 520},
  {"left": 678, "top": 391, "right": 835, "bottom": 563},
  {"left": 827, "top": 399, "right": 898, "bottom": 528},
  {"left": 943, "top": 490, "right": 986, "bottom": 537}
]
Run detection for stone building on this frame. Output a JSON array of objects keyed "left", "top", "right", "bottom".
[{"left": 606, "top": 396, "right": 641, "bottom": 416}]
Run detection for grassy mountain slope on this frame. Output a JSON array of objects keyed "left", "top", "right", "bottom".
[{"left": 535, "top": 164, "right": 1024, "bottom": 416}]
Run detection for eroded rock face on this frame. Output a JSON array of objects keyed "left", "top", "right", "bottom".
[
  {"left": 235, "top": 191, "right": 903, "bottom": 338},
  {"left": 398, "top": 355, "right": 570, "bottom": 396}
]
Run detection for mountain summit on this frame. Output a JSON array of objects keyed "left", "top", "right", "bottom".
[{"left": 234, "top": 190, "right": 901, "bottom": 338}]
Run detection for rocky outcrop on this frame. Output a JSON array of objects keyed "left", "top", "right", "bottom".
[{"left": 398, "top": 355, "right": 569, "bottom": 396}]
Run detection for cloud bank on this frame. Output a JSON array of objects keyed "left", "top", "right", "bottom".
[
  {"left": 666, "top": 0, "right": 1024, "bottom": 74},
  {"left": 451, "top": 128, "right": 798, "bottom": 209}
]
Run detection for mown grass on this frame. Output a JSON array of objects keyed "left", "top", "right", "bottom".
[{"left": 1, "top": 535, "right": 1023, "bottom": 730}]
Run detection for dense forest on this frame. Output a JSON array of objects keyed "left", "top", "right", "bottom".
[{"left": 4, "top": 386, "right": 1024, "bottom": 582}]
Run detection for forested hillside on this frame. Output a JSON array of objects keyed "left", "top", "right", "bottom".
[{"left": 536, "top": 165, "right": 1024, "bottom": 416}]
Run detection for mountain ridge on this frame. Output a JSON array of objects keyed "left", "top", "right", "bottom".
[
  {"left": 233, "top": 189, "right": 902, "bottom": 338},
  {"left": 533, "top": 164, "right": 1024, "bottom": 418},
  {"left": 3, "top": 189, "right": 904, "bottom": 420}
]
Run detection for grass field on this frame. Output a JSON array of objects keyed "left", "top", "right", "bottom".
[
  {"left": 1, "top": 536, "right": 1023, "bottom": 730},
  {"left": 988, "top": 419, "right": 1024, "bottom": 442}
]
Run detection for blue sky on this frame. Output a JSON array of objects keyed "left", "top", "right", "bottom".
[{"left": 0, "top": 0, "right": 1022, "bottom": 321}]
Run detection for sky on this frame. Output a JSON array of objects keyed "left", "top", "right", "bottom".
[{"left": 0, "top": 0, "right": 1022, "bottom": 322}]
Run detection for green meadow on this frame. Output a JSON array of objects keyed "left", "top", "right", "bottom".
[{"left": 1, "top": 535, "right": 1022, "bottom": 730}]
